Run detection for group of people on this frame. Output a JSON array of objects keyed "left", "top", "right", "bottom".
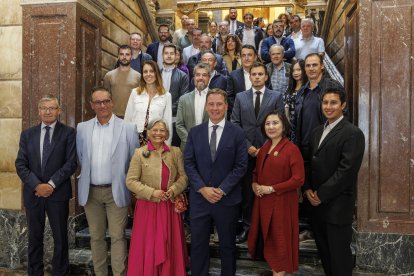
[{"left": 15, "top": 7, "right": 365, "bottom": 276}]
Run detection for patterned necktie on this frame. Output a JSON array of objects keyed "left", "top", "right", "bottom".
[
  {"left": 42, "top": 126, "right": 51, "bottom": 169},
  {"left": 210, "top": 125, "right": 219, "bottom": 161},
  {"left": 255, "top": 91, "right": 261, "bottom": 118}
]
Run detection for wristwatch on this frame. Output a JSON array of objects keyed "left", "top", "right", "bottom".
[{"left": 268, "top": 186, "right": 274, "bottom": 193}]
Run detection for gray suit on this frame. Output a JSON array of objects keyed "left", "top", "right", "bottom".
[
  {"left": 161, "top": 67, "right": 190, "bottom": 117},
  {"left": 231, "top": 88, "right": 284, "bottom": 149},
  {"left": 76, "top": 115, "right": 139, "bottom": 207},
  {"left": 176, "top": 90, "right": 208, "bottom": 151}
]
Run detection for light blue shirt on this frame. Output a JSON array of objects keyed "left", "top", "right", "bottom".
[
  {"left": 90, "top": 115, "right": 114, "bottom": 185},
  {"left": 293, "top": 34, "right": 325, "bottom": 60}
]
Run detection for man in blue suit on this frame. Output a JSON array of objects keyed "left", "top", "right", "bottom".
[
  {"left": 146, "top": 24, "right": 171, "bottom": 69},
  {"left": 76, "top": 86, "right": 139, "bottom": 276},
  {"left": 184, "top": 88, "right": 248, "bottom": 276},
  {"left": 15, "top": 95, "right": 77, "bottom": 276},
  {"left": 260, "top": 19, "right": 296, "bottom": 64},
  {"left": 231, "top": 62, "right": 284, "bottom": 242}
]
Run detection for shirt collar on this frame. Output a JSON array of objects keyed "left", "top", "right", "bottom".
[
  {"left": 324, "top": 115, "right": 344, "bottom": 130},
  {"left": 147, "top": 141, "right": 170, "bottom": 152},
  {"left": 196, "top": 87, "right": 208, "bottom": 95},
  {"left": 273, "top": 62, "right": 285, "bottom": 71},
  {"left": 208, "top": 117, "right": 226, "bottom": 129},
  {"left": 94, "top": 114, "right": 114, "bottom": 126},
  {"left": 41, "top": 121, "right": 57, "bottom": 129},
  {"left": 253, "top": 86, "right": 265, "bottom": 94},
  {"left": 162, "top": 65, "right": 175, "bottom": 72}
]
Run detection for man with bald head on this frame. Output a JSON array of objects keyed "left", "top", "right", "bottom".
[{"left": 173, "top": 14, "right": 189, "bottom": 45}]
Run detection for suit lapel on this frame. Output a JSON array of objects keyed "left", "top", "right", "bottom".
[
  {"left": 244, "top": 89, "right": 255, "bottom": 119},
  {"left": 258, "top": 89, "right": 271, "bottom": 120},
  {"left": 316, "top": 119, "right": 347, "bottom": 153},
  {"left": 189, "top": 91, "right": 196, "bottom": 124},
  {"left": 112, "top": 116, "right": 122, "bottom": 157},
  {"left": 86, "top": 119, "right": 94, "bottom": 162},
  {"left": 34, "top": 124, "right": 42, "bottom": 164},
  {"left": 215, "top": 121, "right": 230, "bottom": 161}
]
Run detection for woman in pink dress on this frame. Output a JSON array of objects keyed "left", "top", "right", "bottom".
[{"left": 126, "top": 118, "right": 188, "bottom": 276}]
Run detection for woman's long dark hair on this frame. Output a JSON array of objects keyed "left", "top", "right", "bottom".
[{"left": 286, "top": 59, "right": 308, "bottom": 94}]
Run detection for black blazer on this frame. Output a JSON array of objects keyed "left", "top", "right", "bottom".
[
  {"left": 235, "top": 26, "right": 264, "bottom": 49},
  {"left": 306, "top": 118, "right": 365, "bottom": 224},
  {"left": 161, "top": 67, "right": 190, "bottom": 116},
  {"left": 15, "top": 121, "right": 77, "bottom": 208}
]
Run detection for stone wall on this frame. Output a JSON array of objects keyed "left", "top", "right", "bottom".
[
  {"left": 0, "top": 0, "right": 23, "bottom": 211},
  {"left": 101, "top": 0, "right": 155, "bottom": 78}
]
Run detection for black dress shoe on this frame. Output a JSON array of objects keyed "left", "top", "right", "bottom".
[{"left": 235, "top": 228, "right": 249, "bottom": 243}]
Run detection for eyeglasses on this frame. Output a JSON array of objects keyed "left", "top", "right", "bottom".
[
  {"left": 92, "top": 99, "right": 112, "bottom": 106},
  {"left": 39, "top": 107, "right": 59, "bottom": 112}
]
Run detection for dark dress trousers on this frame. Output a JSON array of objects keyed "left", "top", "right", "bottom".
[
  {"left": 15, "top": 121, "right": 77, "bottom": 276},
  {"left": 184, "top": 121, "right": 248, "bottom": 276},
  {"left": 305, "top": 118, "right": 365, "bottom": 276}
]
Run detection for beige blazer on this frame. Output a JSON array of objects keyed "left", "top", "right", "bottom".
[
  {"left": 222, "top": 53, "right": 242, "bottom": 74},
  {"left": 126, "top": 145, "right": 188, "bottom": 202}
]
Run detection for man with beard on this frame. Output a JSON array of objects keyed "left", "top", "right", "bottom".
[
  {"left": 228, "top": 7, "right": 244, "bottom": 34},
  {"left": 160, "top": 43, "right": 190, "bottom": 146},
  {"left": 176, "top": 63, "right": 211, "bottom": 151},
  {"left": 147, "top": 24, "right": 171, "bottom": 69},
  {"left": 129, "top": 32, "right": 152, "bottom": 73},
  {"left": 104, "top": 45, "right": 140, "bottom": 118},
  {"left": 261, "top": 20, "right": 296, "bottom": 64}
]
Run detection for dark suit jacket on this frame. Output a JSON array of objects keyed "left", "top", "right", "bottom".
[
  {"left": 184, "top": 121, "right": 248, "bottom": 217},
  {"left": 187, "top": 52, "right": 228, "bottom": 80},
  {"left": 15, "top": 121, "right": 77, "bottom": 208},
  {"left": 161, "top": 67, "right": 190, "bottom": 116},
  {"left": 130, "top": 52, "right": 153, "bottom": 73},
  {"left": 305, "top": 118, "right": 365, "bottom": 224},
  {"left": 235, "top": 26, "right": 264, "bottom": 49},
  {"left": 189, "top": 72, "right": 227, "bottom": 91},
  {"left": 229, "top": 20, "right": 245, "bottom": 33},
  {"left": 260, "top": 36, "right": 296, "bottom": 63},
  {"left": 146, "top": 41, "right": 160, "bottom": 62},
  {"left": 231, "top": 88, "right": 284, "bottom": 149}
]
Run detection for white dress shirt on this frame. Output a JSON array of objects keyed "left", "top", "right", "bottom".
[
  {"left": 243, "top": 69, "right": 252, "bottom": 91},
  {"left": 208, "top": 118, "right": 226, "bottom": 149},
  {"left": 40, "top": 121, "right": 57, "bottom": 164},
  {"left": 161, "top": 66, "right": 174, "bottom": 92},
  {"left": 242, "top": 28, "right": 255, "bottom": 48},
  {"left": 319, "top": 116, "right": 344, "bottom": 147},
  {"left": 90, "top": 115, "right": 114, "bottom": 185},
  {"left": 252, "top": 86, "right": 265, "bottom": 106},
  {"left": 194, "top": 88, "right": 208, "bottom": 125}
]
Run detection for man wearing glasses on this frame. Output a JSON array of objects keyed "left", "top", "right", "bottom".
[
  {"left": 76, "top": 87, "right": 139, "bottom": 276},
  {"left": 16, "top": 95, "right": 77, "bottom": 276},
  {"left": 260, "top": 19, "right": 296, "bottom": 64},
  {"left": 147, "top": 24, "right": 172, "bottom": 69}
]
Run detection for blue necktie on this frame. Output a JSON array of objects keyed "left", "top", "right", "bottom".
[{"left": 42, "top": 126, "right": 51, "bottom": 169}]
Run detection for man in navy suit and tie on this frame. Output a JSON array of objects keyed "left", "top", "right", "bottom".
[
  {"left": 184, "top": 88, "right": 248, "bottom": 276},
  {"left": 15, "top": 95, "right": 77, "bottom": 276},
  {"left": 231, "top": 62, "right": 284, "bottom": 242}
]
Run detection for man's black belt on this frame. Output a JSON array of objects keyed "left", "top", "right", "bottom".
[{"left": 90, "top": 183, "right": 112, "bottom": 188}]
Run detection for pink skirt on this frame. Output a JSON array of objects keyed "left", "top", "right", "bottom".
[{"left": 127, "top": 199, "right": 188, "bottom": 276}]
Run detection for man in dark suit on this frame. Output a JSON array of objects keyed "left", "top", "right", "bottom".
[
  {"left": 260, "top": 20, "right": 296, "bottom": 64},
  {"left": 228, "top": 7, "right": 244, "bottom": 34},
  {"left": 15, "top": 95, "right": 77, "bottom": 276},
  {"left": 184, "top": 88, "right": 248, "bottom": 276},
  {"left": 227, "top": 45, "right": 258, "bottom": 115},
  {"left": 188, "top": 51, "right": 227, "bottom": 91},
  {"left": 160, "top": 43, "right": 190, "bottom": 146},
  {"left": 231, "top": 62, "right": 284, "bottom": 243},
  {"left": 304, "top": 89, "right": 365, "bottom": 276},
  {"left": 146, "top": 24, "right": 171, "bottom": 69}
]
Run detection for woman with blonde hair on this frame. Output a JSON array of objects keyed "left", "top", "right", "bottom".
[{"left": 124, "top": 60, "right": 172, "bottom": 145}]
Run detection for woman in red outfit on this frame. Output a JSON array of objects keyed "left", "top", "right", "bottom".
[
  {"left": 126, "top": 118, "right": 188, "bottom": 275},
  {"left": 248, "top": 110, "right": 305, "bottom": 276}
]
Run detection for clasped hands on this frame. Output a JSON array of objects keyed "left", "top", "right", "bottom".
[
  {"left": 252, "top": 182, "right": 273, "bottom": 197},
  {"left": 152, "top": 189, "right": 174, "bottom": 201},
  {"left": 198, "top": 187, "right": 224, "bottom": 204},
  {"left": 35, "top": 183, "right": 54, "bottom": 197},
  {"left": 305, "top": 189, "right": 321, "bottom": 206}
]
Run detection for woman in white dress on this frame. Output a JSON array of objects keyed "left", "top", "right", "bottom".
[{"left": 125, "top": 60, "right": 172, "bottom": 145}]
